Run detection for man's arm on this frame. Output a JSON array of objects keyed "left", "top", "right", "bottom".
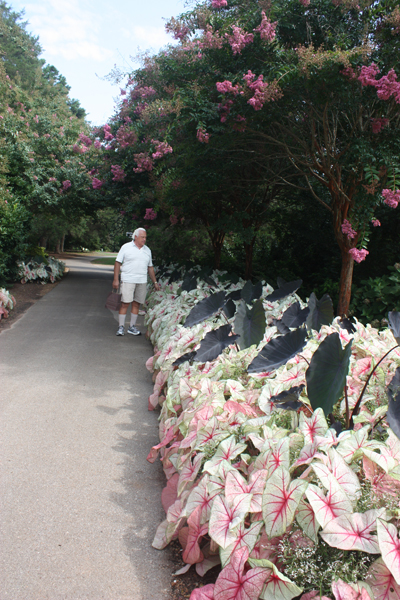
[
  {"left": 148, "top": 266, "right": 160, "bottom": 291},
  {"left": 113, "top": 261, "right": 122, "bottom": 289}
]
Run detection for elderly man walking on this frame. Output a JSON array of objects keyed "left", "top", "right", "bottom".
[{"left": 113, "top": 227, "right": 160, "bottom": 336}]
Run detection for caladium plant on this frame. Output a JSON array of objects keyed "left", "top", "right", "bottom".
[{"left": 142, "top": 265, "right": 400, "bottom": 600}]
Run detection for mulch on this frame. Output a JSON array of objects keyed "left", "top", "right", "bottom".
[{"left": 0, "top": 279, "right": 61, "bottom": 332}]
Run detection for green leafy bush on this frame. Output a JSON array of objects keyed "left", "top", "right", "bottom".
[{"left": 350, "top": 264, "right": 400, "bottom": 327}]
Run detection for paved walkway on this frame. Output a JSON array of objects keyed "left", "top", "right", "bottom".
[{"left": 0, "top": 256, "right": 172, "bottom": 600}]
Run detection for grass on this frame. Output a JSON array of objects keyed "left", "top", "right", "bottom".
[{"left": 91, "top": 257, "right": 117, "bottom": 265}]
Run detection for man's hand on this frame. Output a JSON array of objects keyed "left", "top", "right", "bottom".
[
  {"left": 154, "top": 282, "right": 161, "bottom": 291},
  {"left": 112, "top": 278, "right": 119, "bottom": 290}
]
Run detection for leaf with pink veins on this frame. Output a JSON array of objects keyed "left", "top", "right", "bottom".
[
  {"left": 362, "top": 447, "right": 398, "bottom": 474},
  {"left": 262, "top": 467, "right": 308, "bottom": 537},
  {"left": 300, "top": 592, "right": 332, "bottom": 600},
  {"left": 214, "top": 546, "right": 268, "bottom": 600},
  {"left": 181, "top": 506, "right": 209, "bottom": 564},
  {"left": 320, "top": 508, "right": 386, "bottom": 553},
  {"left": 190, "top": 583, "right": 216, "bottom": 600},
  {"left": 336, "top": 426, "right": 372, "bottom": 464},
  {"left": 185, "top": 476, "right": 220, "bottom": 523},
  {"left": 178, "top": 453, "right": 204, "bottom": 495},
  {"left": 366, "top": 558, "right": 400, "bottom": 600},
  {"left": 331, "top": 580, "right": 366, "bottom": 600},
  {"left": 305, "top": 479, "right": 353, "bottom": 529},
  {"left": 225, "top": 469, "right": 268, "bottom": 513},
  {"left": 204, "top": 436, "right": 248, "bottom": 475},
  {"left": 291, "top": 443, "right": 319, "bottom": 471},
  {"left": 209, "top": 493, "right": 252, "bottom": 549},
  {"left": 266, "top": 438, "right": 290, "bottom": 472},
  {"left": 299, "top": 408, "right": 328, "bottom": 445},
  {"left": 220, "top": 521, "right": 263, "bottom": 567},
  {"left": 377, "top": 519, "right": 400, "bottom": 584},
  {"left": 248, "top": 557, "right": 303, "bottom": 600},
  {"left": 195, "top": 418, "right": 229, "bottom": 450},
  {"left": 196, "top": 553, "right": 221, "bottom": 576},
  {"left": 161, "top": 473, "right": 179, "bottom": 513},
  {"left": 295, "top": 499, "right": 320, "bottom": 542},
  {"left": 312, "top": 460, "right": 359, "bottom": 504}
]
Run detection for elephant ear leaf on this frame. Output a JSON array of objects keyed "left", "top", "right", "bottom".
[
  {"left": 168, "top": 268, "right": 181, "bottom": 283},
  {"left": 387, "top": 367, "right": 400, "bottom": 440},
  {"left": 306, "top": 293, "right": 334, "bottom": 332},
  {"left": 306, "top": 333, "right": 352, "bottom": 415},
  {"left": 282, "top": 301, "right": 310, "bottom": 329},
  {"left": 172, "top": 351, "right": 197, "bottom": 367},
  {"left": 223, "top": 298, "right": 237, "bottom": 320},
  {"left": 241, "top": 280, "right": 263, "bottom": 304},
  {"left": 271, "top": 384, "right": 305, "bottom": 411},
  {"left": 226, "top": 289, "right": 242, "bottom": 302},
  {"left": 247, "top": 328, "right": 308, "bottom": 374},
  {"left": 265, "top": 279, "right": 302, "bottom": 302},
  {"left": 204, "top": 276, "right": 218, "bottom": 288},
  {"left": 184, "top": 291, "right": 226, "bottom": 327},
  {"left": 234, "top": 299, "right": 266, "bottom": 350},
  {"left": 272, "top": 318, "right": 291, "bottom": 335},
  {"left": 277, "top": 276, "right": 287, "bottom": 288},
  {"left": 389, "top": 311, "right": 400, "bottom": 345},
  {"left": 180, "top": 275, "right": 197, "bottom": 293},
  {"left": 194, "top": 324, "right": 239, "bottom": 363},
  {"left": 339, "top": 317, "right": 356, "bottom": 334}
]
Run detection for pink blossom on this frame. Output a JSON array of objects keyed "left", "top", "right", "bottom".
[
  {"left": 111, "top": 164, "right": 126, "bottom": 181},
  {"left": 151, "top": 140, "right": 173, "bottom": 160},
  {"left": 198, "top": 25, "right": 223, "bottom": 50},
  {"left": 211, "top": 0, "right": 227, "bottom": 7},
  {"left": 382, "top": 188, "right": 400, "bottom": 208},
  {"left": 120, "top": 88, "right": 126, "bottom": 95},
  {"left": 48, "top": 177, "right": 57, "bottom": 182},
  {"left": 169, "top": 214, "right": 178, "bottom": 225},
  {"left": 33, "top": 175, "right": 38, "bottom": 180},
  {"left": 124, "top": 116, "right": 132, "bottom": 123},
  {"left": 348, "top": 248, "right": 369, "bottom": 263},
  {"left": 131, "top": 86, "right": 156, "bottom": 100},
  {"left": 33, "top": 132, "right": 39, "bottom": 138},
  {"left": 225, "top": 26, "right": 254, "bottom": 54},
  {"left": 103, "top": 124, "right": 114, "bottom": 141},
  {"left": 341, "top": 66, "right": 357, "bottom": 80},
  {"left": 116, "top": 125, "right": 137, "bottom": 149},
  {"left": 92, "top": 178, "right": 104, "bottom": 190},
  {"left": 196, "top": 128, "right": 210, "bottom": 143},
  {"left": 133, "top": 153, "right": 153, "bottom": 173},
  {"left": 341, "top": 219, "right": 357, "bottom": 239},
  {"left": 62, "top": 180, "right": 71, "bottom": 190},
  {"left": 359, "top": 63, "right": 380, "bottom": 87},
  {"left": 43, "top": 133, "right": 50, "bottom": 139},
  {"left": 244, "top": 73, "right": 281, "bottom": 110},
  {"left": 94, "top": 140, "right": 102, "bottom": 149},
  {"left": 79, "top": 133, "right": 92, "bottom": 147},
  {"left": 371, "top": 117, "right": 389, "bottom": 133},
  {"left": 299, "top": 0, "right": 310, "bottom": 5},
  {"left": 253, "top": 12, "right": 277, "bottom": 42},
  {"left": 144, "top": 208, "right": 157, "bottom": 220},
  {"left": 216, "top": 80, "right": 241, "bottom": 95},
  {"left": 372, "top": 219, "right": 381, "bottom": 227},
  {"left": 218, "top": 99, "right": 234, "bottom": 121}
]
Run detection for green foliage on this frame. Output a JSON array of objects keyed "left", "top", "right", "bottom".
[
  {"left": 0, "top": 196, "right": 29, "bottom": 284},
  {"left": 350, "top": 264, "right": 400, "bottom": 326}
]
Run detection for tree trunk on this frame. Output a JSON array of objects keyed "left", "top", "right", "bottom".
[
  {"left": 40, "top": 237, "right": 47, "bottom": 249},
  {"left": 60, "top": 234, "right": 65, "bottom": 253},
  {"left": 55, "top": 240, "right": 61, "bottom": 254},
  {"left": 244, "top": 237, "right": 256, "bottom": 280},
  {"left": 208, "top": 231, "right": 225, "bottom": 269},
  {"left": 337, "top": 247, "right": 354, "bottom": 316}
]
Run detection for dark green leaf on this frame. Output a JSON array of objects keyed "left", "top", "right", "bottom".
[
  {"left": 172, "top": 351, "right": 197, "bottom": 366},
  {"left": 339, "top": 317, "right": 356, "bottom": 334},
  {"left": 274, "top": 400, "right": 303, "bottom": 411},
  {"left": 273, "top": 318, "right": 291, "bottom": 335},
  {"left": 265, "top": 279, "right": 302, "bottom": 302},
  {"left": 271, "top": 384, "right": 305, "bottom": 411},
  {"left": 277, "top": 277, "right": 287, "bottom": 288},
  {"left": 194, "top": 324, "right": 239, "bottom": 363},
  {"left": 248, "top": 328, "right": 308, "bottom": 374},
  {"left": 388, "top": 311, "right": 400, "bottom": 345},
  {"left": 180, "top": 275, "right": 197, "bottom": 293},
  {"left": 234, "top": 298, "right": 266, "bottom": 350},
  {"left": 306, "top": 293, "right": 334, "bottom": 332},
  {"left": 223, "top": 298, "right": 236, "bottom": 319},
  {"left": 306, "top": 333, "right": 353, "bottom": 415},
  {"left": 184, "top": 291, "right": 226, "bottom": 327},
  {"left": 387, "top": 367, "right": 400, "bottom": 440},
  {"left": 227, "top": 289, "right": 242, "bottom": 301},
  {"left": 241, "top": 280, "right": 263, "bottom": 304},
  {"left": 282, "top": 302, "right": 310, "bottom": 328}
]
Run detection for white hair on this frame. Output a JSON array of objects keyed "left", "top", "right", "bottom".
[{"left": 133, "top": 227, "right": 146, "bottom": 239}]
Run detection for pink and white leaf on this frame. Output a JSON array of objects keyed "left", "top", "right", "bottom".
[
  {"left": 305, "top": 481, "right": 353, "bottom": 529},
  {"left": 204, "top": 436, "right": 248, "bottom": 475},
  {"left": 220, "top": 521, "right": 263, "bottom": 568},
  {"left": 178, "top": 453, "right": 204, "bottom": 496},
  {"left": 320, "top": 508, "right": 385, "bottom": 553},
  {"left": 182, "top": 506, "right": 209, "bottom": 564},
  {"left": 327, "top": 448, "right": 361, "bottom": 499},
  {"left": 336, "top": 426, "right": 373, "bottom": 464},
  {"left": 291, "top": 443, "right": 318, "bottom": 471},
  {"left": 366, "top": 558, "right": 400, "bottom": 600},
  {"left": 299, "top": 408, "right": 328, "bottom": 445},
  {"left": 331, "top": 579, "right": 367, "bottom": 600},
  {"left": 312, "top": 460, "right": 359, "bottom": 504},
  {"left": 248, "top": 557, "right": 303, "bottom": 600},
  {"left": 362, "top": 447, "right": 398, "bottom": 474},
  {"left": 161, "top": 473, "right": 179, "bottom": 513},
  {"left": 185, "top": 476, "right": 220, "bottom": 523},
  {"left": 209, "top": 493, "right": 252, "bottom": 549},
  {"left": 300, "top": 592, "right": 332, "bottom": 600},
  {"left": 190, "top": 583, "right": 216, "bottom": 600},
  {"left": 196, "top": 554, "right": 221, "bottom": 577},
  {"left": 377, "top": 519, "right": 400, "bottom": 584},
  {"left": 214, "top": 547, "right": 268, "bottom": 600},
  {"left": 225, "top": 469, "right": 268, "bottom": 513},
  {"left": 262, "top": 468, "right": 308, "bottom": 537},
  {"left": 266, "top": 438, "right": 290, "bottom": 472},
  {"left": 295, "top": 498, "right": 320, "bottom": 542}
]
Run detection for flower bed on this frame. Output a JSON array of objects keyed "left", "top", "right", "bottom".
[
  {"left": 145, "top": 265, "right": 400, "bottom": 600},
  {"left": 17, "top": 257, "right": 65, "bottom": 284},
  {"left": 0, "top": 287, "right": 16, "bottom": 320}
]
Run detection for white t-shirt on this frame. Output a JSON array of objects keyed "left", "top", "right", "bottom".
[{"left": 116, "top": 242, "right": 153, "bottom": 283}]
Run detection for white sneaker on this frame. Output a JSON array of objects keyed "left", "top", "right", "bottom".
[
  {"left": 116, "top": 326, "right": 125, "bottom": 336},
  {"left": 127, "top": 325, "right": 141, "bottom": 336}
]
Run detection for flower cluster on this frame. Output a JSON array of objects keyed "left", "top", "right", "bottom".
[
  {"left": 372, "top": 219, "right": 381, "bottom": 227},
  {"left": 371, "top": 117, "right": 389, "bottom": 133},
  {"left": 359, "top": 64, "right": 400, "bottom": 103},
  {"left": 244, "top": 71, "right": 282, "bottom": 110},
  {"left": 111, "top": 164, "right": 126, "bottom": 182},
  {"left": 196, "top": 128, "right": 210, "bottom": 143},
  {"left": 116, "top": 125, "right": 138, "bottom": 149},
  {"left": 253, "top": 12, "right": 277, "bottom": 42},
  {"left": 384, "top": 6, "right": 400, "bottom": 35},
  {"left": 0, "top": 288, "right": 16, "bottom": 320},
  {"left": 299, "top": 0, "right": 310, "bottom": 6},
  {"left": 219, "top": 99, "right": 234, "bottom": 122},
  {"left": 151, "top": 140, "right": 173, "bottom": 160},
  {"left": 94, "top": 140, "right": 102, "bottom": 149},
  {"left": 62, "top": 180, "right": 71, "bottom": 190},
  {"left": 131, "top": 86, "right": 156, "bottom": 100},
  {"left": 78, "top": 133, "right": 92, "bottom": 147},
  {"left": 198, "top": 25, "right": 224, "bottom": 50},
  {"left": 144, "top": 208, "right": 157, "bottom": 220},
  {"left": 225, "top": 26, "right": 254, "bottom": 54},
  {"left": 341, "top": 219, "right": 357, "bottom": 239},
  {"left": 165, "top": 17, "right": 190, "bottom": 41},
  {"left": 382, "top": 188, "right": 400, "bottom": 208},
  {"left": 103, "top": 124, "right": 114, "bottom": 141},
  {"left": 216, "top": 80, "right": 241, "bottom": 95},
  {"left": 133, "top": 153, "right": 153, "bottom": 173},
  {"left": 92, "top": 178, "right": 104, "bottom": 190},
  {"left": 211, "top": 0, "right": 228, "bottom": 7},
  {"left": 348, "top": 247, "right": 369, "bottom": 262}
]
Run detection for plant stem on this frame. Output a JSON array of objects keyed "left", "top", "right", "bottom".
[{"left": 344, "top": 384, "right": 350, "bottom": 430}]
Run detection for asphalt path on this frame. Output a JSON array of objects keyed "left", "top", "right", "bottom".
[{"left": 0, "top": 256, "right": 172, "bottom": 600}]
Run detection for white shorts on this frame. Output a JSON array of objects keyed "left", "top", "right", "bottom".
[{"left": 120, "top": 282, "right": 147, "bottom": 304}]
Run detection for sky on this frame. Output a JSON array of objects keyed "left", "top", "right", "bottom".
[{"left": 10, "top": 0, "right": 187, "bottom": 125}]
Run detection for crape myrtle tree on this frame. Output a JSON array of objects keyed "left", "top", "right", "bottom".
[
  {"left": 161, "top": 0, "right": 400, "bottom": 315},
  {"left": 0, "top": 1, "right": 96, "bottom": 267}
]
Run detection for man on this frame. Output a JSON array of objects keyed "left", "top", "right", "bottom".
[{"left": 112, "top": 227, "right": 160, "bottom": 336}]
